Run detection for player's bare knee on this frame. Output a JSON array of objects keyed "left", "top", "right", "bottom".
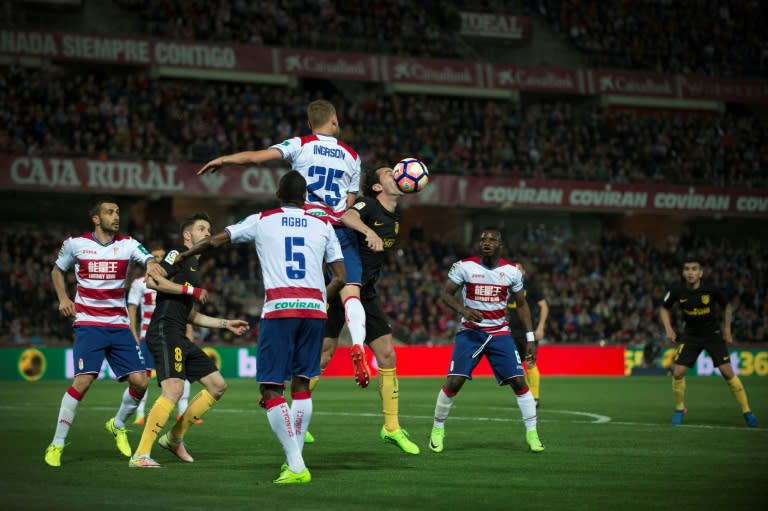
[
  {"left": 444, "top": 376, "right": 465, "bottom": 395},
  {"left": 509, "top": 376, "right": 527, "bottom": 392}
]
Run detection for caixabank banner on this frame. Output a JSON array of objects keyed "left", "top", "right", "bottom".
[{"left": 625, "top": 347, "right": 768, "bottom": 377}]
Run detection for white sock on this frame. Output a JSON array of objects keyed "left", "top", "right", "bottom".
[
  {"left": 178, "top": 380, "right": 191, "bottom": 416},
  {"left": 137, "top": 388, "right": 148, "bottom": 417},
  {"left": 433, "top": 387, "right": 456, "bottom": 428},
  {"left": 114, "top": 387, "right": 143, "bottom": 429},
  {"left": 344, "top": 296, "right": 366, "bottom": 347},
  {"left": 290, "top": 392, "right": 313, "bottom": 452},
  {"left": 52, "top": 389, "right": 82, "bottom": 445},
  {"left": 515, "top": 389, "right": 538, "bottom": 431},
  {"left": 266, "top": 398, "right": 305, "bottom": 473}
]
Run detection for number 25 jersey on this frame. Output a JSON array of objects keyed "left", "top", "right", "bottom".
[{"left": 271, "top": 134, "right": 361, "bottom": 225}]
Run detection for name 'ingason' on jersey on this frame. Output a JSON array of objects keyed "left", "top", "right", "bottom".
[
  {"left": 313, "top": 146, "right": 344, "bottom": 159},
  {"left": 282, "top": 217, "right": 308, "bottom": 228}
]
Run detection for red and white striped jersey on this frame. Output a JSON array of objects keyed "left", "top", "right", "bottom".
[
  {"left": 271, "top": 134, "right": 361, "bottom": 225},
  {"left": 447, "top": 256, "right": 524, "bottom": 336},
  {"left": 55, "top": 233, "right": 153, "bottom": 328},
  {"left": 127, "top": 276, "right": 156, "bottom": 339},
  {"left": 226, "top": 206, "right": 343, "bottom": 320}
]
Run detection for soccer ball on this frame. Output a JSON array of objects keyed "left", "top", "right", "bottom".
[{"left": 393, "top": 157, "right": 429, "bottom": 194}]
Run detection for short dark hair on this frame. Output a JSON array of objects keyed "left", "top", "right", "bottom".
[
  {"left": 481, "top": 226, "right": 502, "bottom": 237},
  {"left": 682, "top": 254, "right": 702, "bottom": 266},
  {"left": 180, "top": 213, "right": 211, "bottom": 237},
  {"left": 363, "top": 167, "right": 382, "bottom": 197},
  {"left": 89, "top": 196, "right": 118, "bottom": 217},
  {"left": 277, "top": 170, "right": 307, "bottom": 204}
]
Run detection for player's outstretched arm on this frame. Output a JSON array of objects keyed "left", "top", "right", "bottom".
[
  {"left": 51, "top": 266, "right": 76, "bottom": 317},
  {"left": 189, "top": 313, "right": 249, "bottom": 336},
  {"left": 177, "top": 231, "right": 231, "bottom": 265},
  {"left": 146, "top": 273, "right": 208, "bottom": 303},
  {"left": 198, "top": 148, "right": 283, "bottom": 175}
]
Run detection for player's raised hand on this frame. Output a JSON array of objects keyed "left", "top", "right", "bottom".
[
  {"left": 58, "top": 297, "right": 76, "bottom": 318},
  {"left": 462, "top": 306, "right": 484, "bottom": 323},
  {"left": 225, "top": 319, "right": 249, "bottom": 336},
  {"left": 198, "top": 157, "right": 223, "bottom": 175}
]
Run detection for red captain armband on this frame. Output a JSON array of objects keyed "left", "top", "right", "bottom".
[{"left": 182, "top": 285, "right": 203, "bottom": 300}]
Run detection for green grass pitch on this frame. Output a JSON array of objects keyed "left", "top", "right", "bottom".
[{"left": 2, "top": 377, "right": 766, "bottom": 511}]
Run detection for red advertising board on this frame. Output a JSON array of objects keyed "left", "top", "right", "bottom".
[
  {"left": 589, "top": 69, "right": 678, "bottom": 98},
  {"left": 275, "top": 49, "right": 378, "bottom": 81},
  {"left": 2, "top": 29, "right": 767, "bottom": 103},
  {"left": 2, "top": 156, "right": 768, "bottom": 216},
  {"left": 490, "top": 65, "right": 584, "bottom": 94},
  {"left": 382, "top": 56, "right": 486, "bottom": 87},
  {"left": 322, "top": 345, "right": 625, "bottom": 377},
  {"left": 0, "top": 29, "right": 273, "bottom": 71}
]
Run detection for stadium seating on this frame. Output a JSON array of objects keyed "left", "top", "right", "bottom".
[{"left": 2, "top": 67, "right": 765, "bottom": 187}]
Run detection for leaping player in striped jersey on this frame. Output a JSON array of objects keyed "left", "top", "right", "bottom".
[
  {"left": 44, "top": 197, "right": 166, "bottom": 467},
  {"left": 428, "top": 228, "right": 545, "bottom": 455},
  {"left": 197, "top": 99, "right": 376, "bottom": 389}
]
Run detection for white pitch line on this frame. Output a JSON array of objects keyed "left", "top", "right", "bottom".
[{"left": 0, "top": 404, "right": 762, "bottom": 432}]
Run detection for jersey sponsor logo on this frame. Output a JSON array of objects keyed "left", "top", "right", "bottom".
[
  {"left": 683, "top": 307, "right": 711, "bottom": 316},
  {"left": 701, "top": 294, "right": 710, "bottom": 304},
  {"left": 164, "top": 250, "right": 179, "bottom": 265},
  {"left": 274, "top": 300, "right": 323, "bottom": 311},
  {"left": 85, "top": 260, "right": 121, "bottom": 280}
]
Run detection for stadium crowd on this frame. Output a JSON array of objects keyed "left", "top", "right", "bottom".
[
  {"left": 117, "top": 1, "right": 767, "bottom": 78},
  {"left": 1, "top": 224, "right": 765, "bottom": 346},
  {"left": 533, "top": 0, "right": 768, "bottom": 77},
  {"left": 121, "top": 0, "right": 460, "bottom": 58},
  {"left": 2, "top": 67, "right": 766, "bottom": 188}
]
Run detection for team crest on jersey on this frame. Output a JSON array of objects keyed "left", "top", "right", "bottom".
[
  {"left": 164, "top": 250, "right": 179, "bottom": 265},
  {"left": 353, "top": 202, "right": 366, "bottom": 211},
  {"left": 701, "top": 294, "right": 710, "bottom": 305}
]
